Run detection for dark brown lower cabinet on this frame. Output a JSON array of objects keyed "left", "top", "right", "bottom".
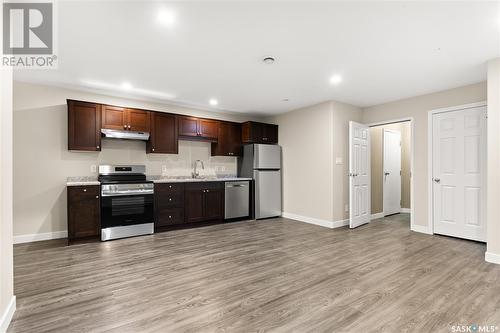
[
  {"left": 67, "top": 185, "right": 100, "bottom": 242},
  {"left": 185, "top": 182, "right": 224, "bottom": 224},
  {"left": 155, "top": 183, "right": 185, "bottom": 227}
]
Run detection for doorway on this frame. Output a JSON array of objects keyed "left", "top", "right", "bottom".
[{"left": 369, "top": 121, "right": 412, "bottom": 225}]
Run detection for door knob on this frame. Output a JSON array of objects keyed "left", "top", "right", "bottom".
[
  {"left": 433, "top": 178, "right": 441, "bottom": 183},
  {"left": 384, "top": 172, "right": 390, "bottom": 176}
]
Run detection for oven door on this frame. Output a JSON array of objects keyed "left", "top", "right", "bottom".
[{"left": 101, "top": 185, "right": 154, "bottom": 228}]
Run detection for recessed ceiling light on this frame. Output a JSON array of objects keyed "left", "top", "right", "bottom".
[
  {"left": 157, "top": 9, "right": 176, "bottom": 26},
  {"left": 209, "top": 99, "right": 218, "bottom": 106},
  {"left": 121, "top": 82, "right": 133, "bottom": 90},
  {"left": 262, "top": 56, "right": 276, "bottom": 64},
  {"left": 329, "top": 75, "right": 342, "bottom": 85}
]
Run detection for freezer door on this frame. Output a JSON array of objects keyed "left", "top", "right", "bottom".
[
  {"left": 254, "top": 144, "right": 281, "bottom": 169},
  {"left": 254, "top": 170, "right": 282, "bottom": 219}
]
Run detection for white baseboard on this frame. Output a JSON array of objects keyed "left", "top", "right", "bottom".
[
  {"left": 0, "top": 296, "right": 16, "bottom": 333},
  {"left": 400, "top": 208, "right": 411, "bottom": 213},
  {"left": 485, "top": 252, "right": 500, "bottom": 265},
  {"left": 14, "top": 231, "right": 67, "bottom": 244},
  {"left": 411, "top": 224, "right": 432, "bottom": 235},
  {"left": 282, "top": 212, "right": 348, "bottom": 229},
  {"left": 370, "top": 212, "right": 384, "bottom": 220}
]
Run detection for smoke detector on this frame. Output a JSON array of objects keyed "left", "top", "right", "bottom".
[{"left": 262, "top": 56, "right": 276, "bottom": 64}]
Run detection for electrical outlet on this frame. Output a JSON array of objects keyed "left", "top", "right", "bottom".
[
  {"left": 90, "top": 165, "right": 97, "bottom": 173},
  {"left": 161, "top": 165, "right": 167, "bottom": 173},
  {"left": 345, "top": 204, "right": 349, "bottom": 212}
]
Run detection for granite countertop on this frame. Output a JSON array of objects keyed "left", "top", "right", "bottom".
[
  {"left": 66, "top": 176, "right": 100, "bottom": 186},
  {"left": 148, "top": 176, "right": 252, "bottom": 183},
  {"left": 67, "top": 176, "right": 252, "bottom": 186}
]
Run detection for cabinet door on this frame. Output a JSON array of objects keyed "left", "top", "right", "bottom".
[
  {"left": 68, "top": 100, "right": 101, "bottom": 151},
  {"left": 242, "top": 122, "right": 263, "bottom": 144},
  {"left": 148, "top": 112, "right": 178, "bottom": 154},
  {"left": 67, "top": 186, "right": 100, "bottom": 240},
  {"left": 128, "top": 109, "right": 150, "bottom": 132},
  {"left": 185, "top": 186, "right": 205, "bottom": 223},
  {"left": 178, "top": 116, "right": 199, "bottom": 137},
  {"left": 199, "top": 119, "right": 219, "bottom": 140},
  {"left": 102, "top": 105, "right": 127, "bottom": 130},
  {"left": 203, "top": 188, "right": 224, "bottom": 221},
  {"left": 263, "top": 124, "right": 278, "bottom": 144},
  {"left": 212, "top": 122, "right": 241, "bottom": 156},
  {"left": 227, "top": 122, "right": 242, "bottom": 155}
]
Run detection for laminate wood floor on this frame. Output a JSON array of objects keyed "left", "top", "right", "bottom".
[{"left": 8, "top": 214, "right": 500, "bottom": 333}]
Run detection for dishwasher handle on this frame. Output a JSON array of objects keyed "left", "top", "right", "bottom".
[{"left": 227, "top": 184, "right": 246, "bottom": 187}]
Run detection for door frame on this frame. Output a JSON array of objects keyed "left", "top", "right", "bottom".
[
  {"left": 367, "top": 118, "right": 415, "bottom": 231},
  {"left": 382, "top": 129, "right": 402, "bottom": 216},
  {"left": 427, "top": 101, "right": 487, "bottom": 236}
]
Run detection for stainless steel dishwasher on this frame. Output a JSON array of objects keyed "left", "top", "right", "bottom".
[{"left": 225, "top": 181, "right": 250, "bottom": 219}]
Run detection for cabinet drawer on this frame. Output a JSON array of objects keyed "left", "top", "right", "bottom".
[
  {"left": 156, "top": 207, "right": 184, "bottom": 226},
  {"left": 185, "top": 182, "right": 223, "bottom": 191},
  {"left": 157, "top": 192, "right": 184, "bottom": 207},
  {"left": 155, "top": 182, "right": 184, "bottom": 194},
  {"left": 68, "top": 185, "right": 100, "bottom": 198}
]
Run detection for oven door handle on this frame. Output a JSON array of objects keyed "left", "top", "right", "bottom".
[{"left": 101, "top": 190, "right": 154, "bottom": 197}]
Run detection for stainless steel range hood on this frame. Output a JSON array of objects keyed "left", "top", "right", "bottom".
[{"left": 101, "top": 129, "right": 150, "bottom": 141}]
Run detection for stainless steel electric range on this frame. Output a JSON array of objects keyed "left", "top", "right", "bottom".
[{"left": 98, "top": 165, "right": 154, "bottom": 241}]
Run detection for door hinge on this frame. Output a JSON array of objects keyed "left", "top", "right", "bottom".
[{"left": 400, "top": 170, "right": 402, "bottom": 176}]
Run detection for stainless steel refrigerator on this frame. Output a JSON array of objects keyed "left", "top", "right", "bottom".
[{"left": 239, "top": 144, "right": 282, "bottom": 219}]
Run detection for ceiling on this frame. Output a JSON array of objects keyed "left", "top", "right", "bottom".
[{"left": 14, "top": 1, "right": 499, "bottom": 115}]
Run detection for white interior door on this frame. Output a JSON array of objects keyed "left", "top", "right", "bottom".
[
  {"left": 432, "top": 106, "right": 486, "bottom": 242},
  {"left": 383, "top": 130, "right": 402, "bottom": 216},
  {"left": 349, "top": 121, "right": 371, "bottom": 228}
]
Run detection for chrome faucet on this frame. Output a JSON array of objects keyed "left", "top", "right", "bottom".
[{"left": 192, "top": 160, "right": 204, "bottom": 178}]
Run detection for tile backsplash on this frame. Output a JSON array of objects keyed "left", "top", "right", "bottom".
[{"left": 95, "top": 138, "right": 237, "bottom": 177}]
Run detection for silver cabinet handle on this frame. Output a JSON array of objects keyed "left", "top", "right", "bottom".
[
  {"left": 83, "top": 189, "right": 87, "bottom": 192},
  {"left": 95, "top": 195, "right": 99, "bottom": 199},
  {"left": 206, "top": 189, "right": 209, "bottom": 192},
  {"left": 128, "top": 125, "right": 131, "bottom": 129},
  {"left": 168, "top": 215, "right": 172, "bottom": 219},
  {"left": 169, "top": 198, "right": 172, "bottom": 201},
  {"left": 433, "top": 178, "right": 441, "bottom": 183},
  {"left": 96, "top": 145, "right": 100, "bottom": 149}
]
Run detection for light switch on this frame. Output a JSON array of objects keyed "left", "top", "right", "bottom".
[
  {"left": 335, "top": 157, "right": 343, "bottom": 165},
  {"left": 90, "top": 165, "right": 97, "bottom": 173}
]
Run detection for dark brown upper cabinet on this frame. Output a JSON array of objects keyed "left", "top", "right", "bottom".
[
  {"left": 177, "top": 116, "right": 219, "bottom": 141},
  {"left": 67, "top": 185, "right": 100, "bottom": 242},
  {"left": 147, "top": 112, "right": 178, "bottom": 154},
  {"left": 67, "top": 100, "right": 101, "bottom": 151},
  {"left": 241, "top": 121, "right": 278, "bottom": 144},
  {"left": 102, "top": 105, "right": 150, "bottom": 132},
  {"left": 101, "top": 105, "right": 127, "bottom": 130},
  {"left": 128, "top": 109, "right": 151, "bottom": 132},
  {"left": 211, "top": 122, "right": 242, "bottom": 156}
]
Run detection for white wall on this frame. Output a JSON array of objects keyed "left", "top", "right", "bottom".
[
  {"left": 13, "top": 81, "right": 263, "bottom": 239},
  {"left": 0, "top": 11, "right": 16, "bottom": 331},
  {"left": 270, "top": 102, "right": 335, "bottom": 222},
  {"left": 332, "top": 102, "right": 363, "bottom": 221},
  {"left": 487, "top": 59, "right": 500, "bottom": 263},
  {"left": 362, "top": 81, "right": 487, "bottom": 231},
  {"left": 268, "top": 100, "right": 362, "bottom": 225}
]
